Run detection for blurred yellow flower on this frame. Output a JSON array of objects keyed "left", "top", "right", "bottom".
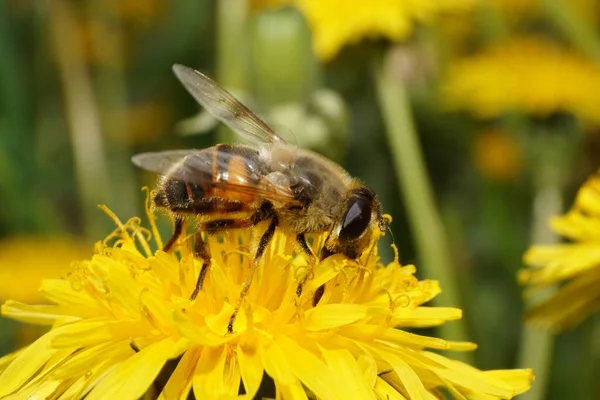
[
  {"left": 0, "top": 237, "right": 90, "bottom": 303},
  {"left": 0, "top": 202, "right": 533, "bottom": 399},
  {"left": 296, "top": 0, "right": 476, "bottom": 60},
  {"left": 473, "top": 130, "right": 523, "bottom": 183},
  {"left": 443, "top": 37, "right": 600, "bottom": 125},
  {"left": 519, "top": 174, "right": 600, "bottom": 330}
]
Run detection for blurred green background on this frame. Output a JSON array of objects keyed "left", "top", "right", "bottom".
[{"left": 0, "top": 1, "right": 599, "bottom": 399}]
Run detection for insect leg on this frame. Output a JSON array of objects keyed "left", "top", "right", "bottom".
[
  {"left": 203, "top": 218, "right": 255, "bottom": 233},
  {"left": 163, "top": 216, "right": 185, "bottom": 253},
  {"left": 295, "top": 234, "right": 318, "bottom": 300},
  {"left": 192, "top": 203, "right": 274, "bottom": 301},
  {"left": 228, "top": 213, "right": 278, "bottom": 334},
  {"left": 190, "top": 226, "right": 211, "bottom": 300},
  {"left": 309, "top": 246, "right": 338, "bottom": 306}
]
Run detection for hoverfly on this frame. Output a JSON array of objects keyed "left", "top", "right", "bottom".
[{"left": 132, "top": 65, "right": 386, "bottom": 333}]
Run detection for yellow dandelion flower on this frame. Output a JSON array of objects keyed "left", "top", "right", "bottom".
[
  {"left": 0, "top": 198, "right": 532, "bottom": 399},
  {"left": 519, "top": 173, "right": 600, "bottom": 331},
  {"left": 442, "top": 37, "right": 600, "bottom": 125},
  {"left": 296, "top": 0, "right": 476, "bottom": 60}
]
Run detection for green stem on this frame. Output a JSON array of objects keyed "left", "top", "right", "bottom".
[
  {"left": 50, "top": 0, "right": 112, "bottom": 239},
  {"left": 516, "top": 196, "right": 559, "bottom": 400},
  {"left": 535, "top": 3, "right": 600, "bottom": 396},
  {"left": 578, "top": 316, "right": 600, "bottom": 400},
  {"left": 516, "top": 130, "right": 575, "bottom": 400},
  {"left": 374, "top": 55, "right": 472, "bottom": 363},
  {"left": 592, "top": 317, "right": 600, "bottom": 399},
  {"left": 0, "top": 3, "right": 37, "bottom": 232},
  {"left": 540, "top": 0, "right": 600, "bottom": 64},
  {"left": 85, "top": 0, "right": 138, "bottom": 221}
]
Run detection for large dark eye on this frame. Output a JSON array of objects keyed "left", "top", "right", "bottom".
[{"left": 339, "top": 193, "right": 372, "bottom": 242}]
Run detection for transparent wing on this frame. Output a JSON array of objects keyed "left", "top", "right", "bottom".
[
  {"left": 172, "top": 64, "right": 284, "bottom": 144},
  {"left": 132, "top": 150, "right": 201, "bottom": 176},
  {"left": 132, "top": 149, "right": 299, "bottom": 204}
]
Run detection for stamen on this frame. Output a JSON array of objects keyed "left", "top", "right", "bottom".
[
  {"left": 393, "top": 293, "right": 411, "bottom": 309},
  {"left": 98, "top": 204, "right": 125, "bottom": 229},
  {"left": 143, "top": 187, "right": 164, "bottom": 250},
  {"left": 294, "top": 295, "right": 307, "bottom": 328},
  {"left": 141, "top": 300, "right": 164, "bottom": 335},
  {"left": 225, "top": 346, "right": 238, "bottom": 386},
  {"left": 294, "top": 264, "right": 309, "bottom": 286},
  {"left": 390, "top": 243, "right": 400, "bottom": 266},
  {"left": 131, "top": 225, "right": 153, "bottom": 258},
  {"left": 377, "top": 288, "right": 395, "bottom": 328},
  {"left": 383, "top": 214, "right": 393, "bottom": 224},
  {"left": 221, "top": 250, "right": 252, "bottom": 265},
  {"left": 111, "top": 239, "right": 127, "bottom": 249},
  {"left": 363, "top": 235, "right": 380, "bottom": 269},
  {"left": 102, "top": 231, "right": 124, "bottom": 247}
]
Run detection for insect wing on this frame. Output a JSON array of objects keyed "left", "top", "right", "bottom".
[
  {"left": 132, "top": 150, "right": 201, "bottom": 177},
  {"left": 172, "top": 64, "right": 284, "bottom": 144},
  {"left": 132, "top": 149, "right": 299, "bottom": 204}
]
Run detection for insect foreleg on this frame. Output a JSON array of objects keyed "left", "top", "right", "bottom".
[
  {"left": 308, "top": 244, "right": 338, "bottom": 306},
  {"left": 163, "top": 216, "right": 186, "bottom": 253},
  {"left": 190, "top": 217, "right": 257, "bottom": 300},
  {"left": 227, "top": 209, "right": 278, "bottom": 334},
  {"left": 294, "top": 233, "right": 317, "bottom": 297},
  {"left": 190, "top": 202, "right": 276, "bottom": 320},
  {"left": 190, "top": 227, "right": 211, "bottom": 300}
]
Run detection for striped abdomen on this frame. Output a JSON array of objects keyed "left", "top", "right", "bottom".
[{"left": 154, "top": 144, "right": 264, "bottom": 216}]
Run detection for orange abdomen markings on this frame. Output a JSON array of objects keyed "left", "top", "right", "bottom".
[
  {"left": 212, "top": 144, "right": 261, "bottom": 203},
  {"left": 155, "top": 145, "right": 264, "bottom": 217}
]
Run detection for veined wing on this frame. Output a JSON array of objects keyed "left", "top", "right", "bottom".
[
  {"left": 132, "top": 149, "right": 300, "bottom": 204},
  {"left": 132, "top": 149, "right": 202, "bottom": 176},
  {"left": 172, "top": 64, "right": 284, "bottom": 144}
]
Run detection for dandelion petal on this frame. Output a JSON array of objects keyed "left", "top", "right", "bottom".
[
  {"left": 305, "top": 303, "right": 367, "bottom": 331},
  {"left": 374, "top": 377, "right": 408, "bottom": 400},
  {"left": 373, "top": 346, "right": 429, "bottom": 400},
  {"left": 259, "top": 339, "right": 296, "bottom": 385},
  {"left": 237, "top": 342, "right": 263, "bottom": 399},
  {"left": 277, "top": 379, "right": 310, "bottom": 400},
  {"left": 86, "top": 338, "right": 175, "bottom": 400},
  {"left": 320, "top": 347, "right": 376, "bottom": 400},
  {"left": 192, "top": 346, "right": 227, "bottom": 398},
  {"left": 159, "top": 347, "right": 201, "bottom": 400},
  {"left": 0, "top": 331, "right": 59, "bottom": 396},
  {"left": 277, "top": 335, "right": 345, "bottom": 400}
]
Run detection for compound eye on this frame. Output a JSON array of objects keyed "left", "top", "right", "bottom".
[{"left": 339, "top": 194, "right": 372, "bottom": 242}]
